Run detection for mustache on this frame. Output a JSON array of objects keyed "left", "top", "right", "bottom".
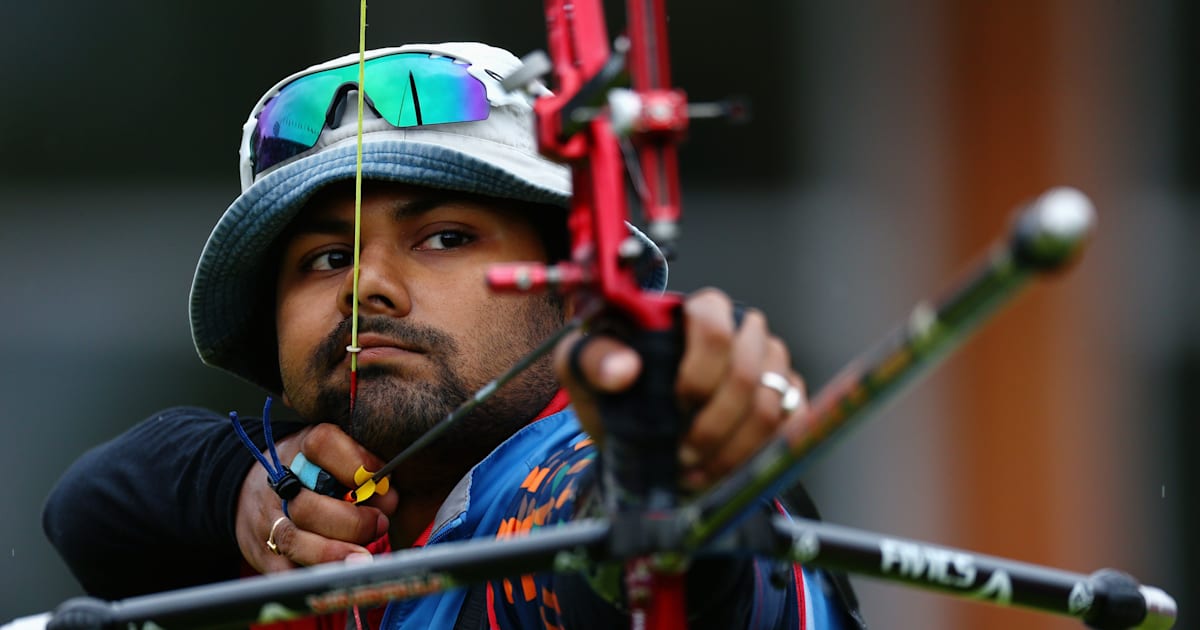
[{"left": 313, "top": 315, "right": 457, "bottom": 372}]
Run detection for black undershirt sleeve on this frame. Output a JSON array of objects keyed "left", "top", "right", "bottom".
[{"left": 42, "top": 406, "right": 306, "bottom": 599}]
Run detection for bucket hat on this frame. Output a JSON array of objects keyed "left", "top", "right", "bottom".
[{"left": 189, "top": 42, "right": 667, "bottom": 392}]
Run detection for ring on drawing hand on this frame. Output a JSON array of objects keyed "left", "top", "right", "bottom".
[{"left": 266, "top": 516, "right": 288, "bottom": 555}]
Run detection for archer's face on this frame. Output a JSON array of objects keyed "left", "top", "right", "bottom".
[{"left": 274, "top": 181, "right": 564, "bottom": 468}]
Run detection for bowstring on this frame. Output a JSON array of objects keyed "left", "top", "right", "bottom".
[
  {"left": 348, "top": 8, "right": 368, "bottom": 630},
  {"left": 349, "top": 0, "right": 368, "bottom": 412}
]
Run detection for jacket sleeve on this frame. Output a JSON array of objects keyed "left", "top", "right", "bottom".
[{"left": 42, "top": 406, "right": 306, "bottom": 599}]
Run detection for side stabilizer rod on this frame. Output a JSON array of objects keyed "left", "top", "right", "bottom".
[{"left": 770, "top": 516, "right": 1176, "bottom": 630}]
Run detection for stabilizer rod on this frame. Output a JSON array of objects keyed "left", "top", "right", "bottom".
[{"left": 770, "top": 516, "right": 1176, "bottom": 630}]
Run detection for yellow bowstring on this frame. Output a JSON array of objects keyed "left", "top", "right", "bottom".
[
  {"left": 350, "top": 0, "right": 367, "bottom": 402},
  {"left": 346, "top": 0, "right": 385, "bottom": 508}
]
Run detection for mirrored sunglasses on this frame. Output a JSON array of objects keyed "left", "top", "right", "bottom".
[{"left": 245, "top": 52, "right": 491, "bottom": 179}]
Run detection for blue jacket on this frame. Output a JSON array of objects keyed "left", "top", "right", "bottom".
[{"left": 379, "top": 407, "right": 848, "bottom": 630}]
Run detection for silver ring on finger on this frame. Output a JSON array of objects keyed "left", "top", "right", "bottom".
[{"left": 760, "top": 371, "right": 802, "bottom": 416}]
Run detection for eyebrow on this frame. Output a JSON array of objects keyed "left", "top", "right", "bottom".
[
  {"left": 287, "top": 194, "right": 462, "bottom": 237},
  {"left": 389, "top": 195, "right": 454, "bottom": 222}
]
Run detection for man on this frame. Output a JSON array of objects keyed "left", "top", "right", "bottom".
[{"left": 43, "top": 42, "right": 864, "bottom": 628}]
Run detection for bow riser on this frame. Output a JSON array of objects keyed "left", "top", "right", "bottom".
[{"left": 534, "top": 3, "right": 690, "bottom": 629}]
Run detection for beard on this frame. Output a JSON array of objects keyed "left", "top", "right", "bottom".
[{"left": 300, "top": 295, "right": 564, "bottom": 490}]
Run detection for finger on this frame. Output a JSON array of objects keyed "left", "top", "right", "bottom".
[
  {"left": 681, "top": 307, "right": 770, "bottom": 468},
  {"left": 554, "top": 330, "right": 599, "bottom": 436},
  {"left": 676, "top": 289, "right": 739, "bottom": 413},
  {"left": 287, "top": 491, "right": 389, "bottom": 545},
  {"left": 299, "top": 423, "right": 386, "bottom": 484},
  {"left": 255, "top": 550, "right": 298, "bottom": 573},
  {"left": 298, "top": 424, "right": 398, "bottom": 514},
  {"left": 567, "top": 335, "right": 642, "bottom": 393},
  {"left": 237, "top": 461, "right": 300, "bottom": 574},
  {"left": 264, "top": 515, "right": 373, "bottom": 569},
  {"left": 695, "top": 339, "right": 805, "bottom": 486},
  {"left": 249, "top": 514, "right": 298, "bottom": 574},
  {"left": 554, "top": 330, "right": 642, "bottom": 441}
]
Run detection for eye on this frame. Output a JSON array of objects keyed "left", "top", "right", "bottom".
[
  {"left": 305, "top": 248, "right": 353, "bottom": 271},
  {"left": 417, "top": 230, "right": 474, "bottom": 251}
]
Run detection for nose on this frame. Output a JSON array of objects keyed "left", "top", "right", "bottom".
[{"left": 338, "top": 244, "right": 412, "bottom": 318}]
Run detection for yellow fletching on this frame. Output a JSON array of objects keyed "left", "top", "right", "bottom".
[
  {"left": 353, "top": 465, "right": 372, "bottom": 484},
  {"left": 350, "top": 479, "right": 377, "bottom": 504},
  {"left": 348, "top": 465, "right": 389, "bottom": 504}
]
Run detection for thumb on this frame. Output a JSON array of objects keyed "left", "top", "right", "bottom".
[{"left": 555, "top": 332, "right": 643, "bottom": 441}]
